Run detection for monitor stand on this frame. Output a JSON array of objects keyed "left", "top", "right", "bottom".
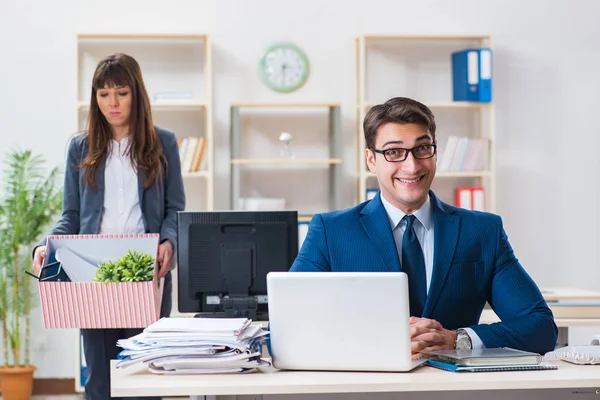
[
  {"left": 224, "top": 296, "right": 258, "bottom": 319},
  {"left": 194, "top": 309, "right": 269, "bottom": 321},
  {"left": 193, "top": 297, "right": 260, "bottom": 320},
  {"left": 194, "top": 245, "right": 266, "bottom": 320}
]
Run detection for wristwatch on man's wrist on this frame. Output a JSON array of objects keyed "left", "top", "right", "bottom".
[{"left": 455, "top": 328, "right": 473, "bottom": 350}]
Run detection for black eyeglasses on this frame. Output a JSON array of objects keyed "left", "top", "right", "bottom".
[{"left": 370, "top": 144, "right": 437, "bottom": 162}]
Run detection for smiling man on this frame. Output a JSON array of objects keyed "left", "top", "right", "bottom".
[{"left": 290, "top": 97, "right": 557, "bottom": 359}]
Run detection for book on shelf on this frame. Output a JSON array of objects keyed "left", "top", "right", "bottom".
[
  {"left": 438, "top": 136, "right": 489, "bottom": 172},
  {"left": 152, "top": 91, "right": 194, "bottom": 104},
  {"left": 178, "top": 136, "right": 207, "bottom": 173}
]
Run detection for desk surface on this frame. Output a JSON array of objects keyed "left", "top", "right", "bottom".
[{"left": 111, "top": 361, "right": 599, "bottom": 397}]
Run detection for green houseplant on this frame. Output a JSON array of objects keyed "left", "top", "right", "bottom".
[
  {"left": 94, "top": 250, "right": 156, "bottom": 283},
  {"left": 0, "top": 149, "right": 62, "bottom": 400}
]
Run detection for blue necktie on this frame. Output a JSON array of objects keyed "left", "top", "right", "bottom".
[{"left": 402, "top": 215, "right": 427, "bottom": 317}]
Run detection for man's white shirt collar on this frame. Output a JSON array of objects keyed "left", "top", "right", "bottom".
[{"left": 380, "top": 192, "right": 433, "bottom": 231}]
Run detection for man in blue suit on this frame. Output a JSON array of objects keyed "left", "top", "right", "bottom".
[{"left": 290, "top": 97, "right": 557, "bottom": 358}]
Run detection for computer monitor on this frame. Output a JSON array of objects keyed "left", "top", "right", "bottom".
[{"left": 176, "top": 210, "right": 299, "bottom": 320}]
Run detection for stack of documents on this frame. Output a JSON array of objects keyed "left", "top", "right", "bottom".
[
  {"left": 425, "top": 348, "right": 558, "bottom": 372},
  {"left": 115, "top": 317, "right": 270, "bottom": 374}
]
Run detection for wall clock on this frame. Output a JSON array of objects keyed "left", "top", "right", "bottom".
[{"left": 259, "top": 43, "right": 310, "bottom": 93}]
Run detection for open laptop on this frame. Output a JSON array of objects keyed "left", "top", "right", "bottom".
[{"left": 266, "top": 271, "right": 426, "bottom": 372}]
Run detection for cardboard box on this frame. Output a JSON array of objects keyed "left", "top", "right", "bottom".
[{"left": 38, "top": 233, "right": 164, "bottom": 329}]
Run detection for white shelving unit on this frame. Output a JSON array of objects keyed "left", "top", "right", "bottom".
[
  {"left": 74, "top": 33, "right": 213, "bottom": 393},
  {"left": 76, "top": 33, "right": 214, "bottom": 211},
  {"left": 355, "top": 34, "right": 496, "bottom": 213},
  {"left": 229, "top": 102, "right": 342, "bottom": 217}
]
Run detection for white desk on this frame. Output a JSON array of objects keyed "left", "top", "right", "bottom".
[
  {"left": 111, "top": 360, "right": 599, "bottom": 399},
  {"left": 541, "top": 287, "right": 600, "bottom": 302},
  {"left": 112, "top": 288, "right": 600, "bottom": 399}
]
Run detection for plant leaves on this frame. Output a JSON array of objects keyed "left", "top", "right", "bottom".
[{"left": 93, "top": 250, "right": 155, "bottom": 283}]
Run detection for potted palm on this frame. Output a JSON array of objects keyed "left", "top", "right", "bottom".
[{"left": 0, "top": 149, "right": 62, "bottom": 400}]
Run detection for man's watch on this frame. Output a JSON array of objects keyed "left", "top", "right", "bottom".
[{"left": 455, "top": 328, "right": 473, "bottom": 350}]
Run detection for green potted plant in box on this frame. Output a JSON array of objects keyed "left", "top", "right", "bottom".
[
  {"left": 0, "top": 149, "right": 62, "bottom": 400},
  {"left": 94, "top": 250, "right": 156, "bottom": 283}
]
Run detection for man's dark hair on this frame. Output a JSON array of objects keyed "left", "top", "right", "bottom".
[{"left": 363, "top": 97, "right": 436, "bottom": 149}]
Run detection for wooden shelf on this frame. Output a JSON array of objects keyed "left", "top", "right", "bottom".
[
  {"left": 356, "top": 34, "right": 496, "bottom": 212},
  {"left": 362, "top": 101, "right": 490, "bottom": 110},
  {"left": 231, "top": 158, "right": 343, "bottom": 165},
  {"left": 75, "top": 33, "right": 215, "bottom": 393},
  {"left": 76, "top": 32, "right": 214, "bottom": 214},
  {"left": 298, "top": 215, "right": 313, "bottom": 223},
  {"left": 77, "top": 34, "right": 208, "bottom": 41},
  {"left": 182, "top": 171, "right": 209, "bottom": 178},
  {"left": 231, "top": 102, "right": 340, "bottom": 108},
  {"left": 77, "top": 102, "right": 206, "bottom": 111},
  {"left": 361, "top": 34, "right": 490, "bottom": 42},
  {"left": 230, "top": 103, "right": 342, "bottom": 211}
]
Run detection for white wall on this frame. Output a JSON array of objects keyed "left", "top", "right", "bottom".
[{"left": 1, "top": 0, "right": 600, "bottom": 379}]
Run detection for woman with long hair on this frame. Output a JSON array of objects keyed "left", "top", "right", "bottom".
[{"left": 33, "top": 53, "right": 185, "bottom": 400}]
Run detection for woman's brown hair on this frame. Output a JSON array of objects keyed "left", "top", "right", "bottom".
[{"left": 81, "top": 53, "right": 164, "bottom": 189}]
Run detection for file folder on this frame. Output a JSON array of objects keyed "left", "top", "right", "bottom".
[
  {"left": 426, "top": 359, "right": 558, "bottom": 372},
  {"left": 454, "top": 187, "right": 486, "bottom": 211},
  {"left": 451, "top": 48, "right": 492, "bottom": 102},
  {"left": 472, "top": 187, "right": 485, "bottom": 211},
  {"left": 455, "top": 187, "right": 473, "bottom": 210}
]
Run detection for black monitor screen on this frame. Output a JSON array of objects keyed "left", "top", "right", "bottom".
[{"left": 177, "top": 210, "right": 298, "bottom": 320}]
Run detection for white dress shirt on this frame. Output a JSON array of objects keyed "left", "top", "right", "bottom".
[
  {"left": 380, "top": 194, "right": 484, "bottom": 349},
  {"left": 99, "top": 137, "right": 145, "bottom": 235}
]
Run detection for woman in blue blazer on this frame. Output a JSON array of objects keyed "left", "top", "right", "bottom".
[{"left": 32, "top": 53, "right": 185, "bottom": 400}]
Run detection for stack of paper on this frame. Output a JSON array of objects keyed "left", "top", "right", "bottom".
[{"left": 115, "top": 317, "right": 270, "bottom": 374}]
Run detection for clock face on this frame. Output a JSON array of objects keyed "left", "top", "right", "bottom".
[{"left": 259, "top": 43, "right": 309, "bottom": 93}]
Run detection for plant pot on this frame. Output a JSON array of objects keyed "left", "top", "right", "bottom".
[{"left": 0, "top": 365, "right": 36, "bottom": 400}]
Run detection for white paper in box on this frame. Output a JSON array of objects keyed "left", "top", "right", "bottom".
[{"left": 38, "top": 233, "right": 163, "bottom": 329}]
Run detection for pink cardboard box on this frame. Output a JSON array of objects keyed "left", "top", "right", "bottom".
[{"left": 38, "top": 233, "right": 164, "bottom": 329}]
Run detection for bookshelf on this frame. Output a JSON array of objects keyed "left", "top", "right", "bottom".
[
  {"left": 74, "top": 33, "right": 213, "bottom": 392},
  {"left": 229, "top": 102, "right": 342, "bottom": 218},
  {"left": 355, "top": 34, "right": 496, "bottom": 213},
  {"left": 76, "top": 33, "right": 213, "bottom": 211}
]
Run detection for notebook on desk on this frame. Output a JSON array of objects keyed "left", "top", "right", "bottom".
[
  {"left": 425, "top": 347, "right": 543, "bottom": 367},
  {"left": 424, "top": 347, "right": 558, "bottom": 373},
  {"left": 426, "top": 359, "right": 558, "bottom": 373},
  {"left": 266, "top": 271, "right": 426, "bottom": 372}
]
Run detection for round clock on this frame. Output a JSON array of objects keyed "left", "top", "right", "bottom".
[{"left": 259, "top": 43, "right": 310, "bottom": 93}]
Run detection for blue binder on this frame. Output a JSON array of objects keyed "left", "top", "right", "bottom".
[{"left": 451, "top": 48, "right": 492, "bottom": 102}]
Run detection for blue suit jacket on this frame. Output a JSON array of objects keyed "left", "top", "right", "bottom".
[{"left": 290, "top": 192, "right": 558, "bottom": 354}]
